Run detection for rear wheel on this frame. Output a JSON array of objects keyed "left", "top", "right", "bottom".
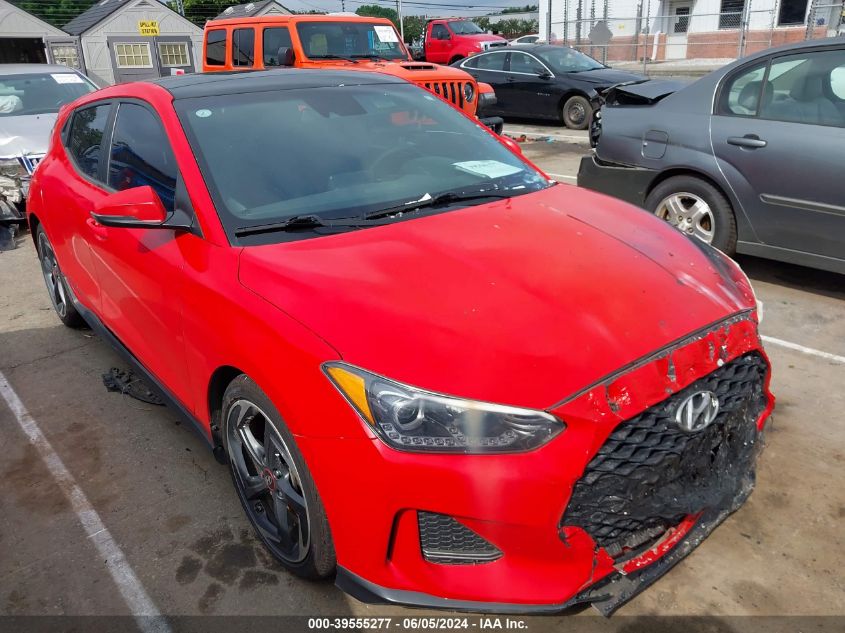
[
  {"left": 561, "top": 95, "right": 592, "bottom": 130},
  {"left": 222, "top": 375, "right": 335, "bottom": 579},
  {"left": 645, "top": 175, "right": 737, "bottom": 254},
  {"left": 36, "top": 225, "right": 85, "bottom": 328}
]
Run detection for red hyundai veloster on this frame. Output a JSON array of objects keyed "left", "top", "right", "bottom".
[{"left": 28, "top": 70, "right": 773, "bottom": 614}]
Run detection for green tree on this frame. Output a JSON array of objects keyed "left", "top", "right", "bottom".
[
  {"left": 402, "top": 15, "right": 426, "bottom": 44},
  {"left": 472, "top": 17, "right": 491, "bottom": 32},
  {"left": 354, "top": 5, "right": 399, "bottom": 28},
  {"left": 14, "top": 0, "right": 94, "bottom": 29},
  {"left": 180, "top": 0, "right": 232, "bottom": 25}
]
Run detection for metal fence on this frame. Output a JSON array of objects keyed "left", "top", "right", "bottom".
[{"left": 546, "top": 0, "right": 844, "bottom": 68}]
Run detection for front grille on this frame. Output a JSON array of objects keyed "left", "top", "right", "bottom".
[
  {"left": 418, "top": 511, "right": 502, "bottom": 564},
  {"left": 418, "top": 81, "right": 464, "bottom": 109},
  {"left": 561, "top": 352, "right": 769, "bottom": 557}
]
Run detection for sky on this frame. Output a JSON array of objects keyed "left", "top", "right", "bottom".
[{"left": 276, "top": 0, "right": 537, "bottom": 18}]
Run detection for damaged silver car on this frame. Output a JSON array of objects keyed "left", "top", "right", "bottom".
[{"left": 0, "top": 64, "right": 96, "bottom": 250}]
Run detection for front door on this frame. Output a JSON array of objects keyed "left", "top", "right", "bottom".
[
  {"left": 45, "top": 37, "right": 85, "bottom": 73},
  {"left": 505, "top": 50, "right": 555, "bottom": 117},
  {"left": 461, "top": 51, "right": 510, "bottom": 114},
  {"left": 711, "top": 49, "right": 845, "bottom": 260},
  {"left": 87, "top": 100, "right": 193, "bottom": 405},
  {"left": 666, "top": 2, "right": 691, "bottom": 60}
]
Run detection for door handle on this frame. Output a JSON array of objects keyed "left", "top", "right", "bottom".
[
  {"left": 506, "top": 76, "right": 516, "bottom": 82},
  {"left": 727, "top": 135, "right": 767, "bottom": 149},
  {"left": 86, "top": 217, "right": 108, "bottom": 241}
]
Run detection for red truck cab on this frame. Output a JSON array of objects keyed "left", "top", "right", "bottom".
[{"left": 424, "top": 19, "right": 508, "bottom": 65}]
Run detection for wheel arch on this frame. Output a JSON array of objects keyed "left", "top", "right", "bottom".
[
  {"left": 207, "top": 365, "right": 247, "bottom": 460},
  {"left": 448, "top": 55, "right": 464, "bottom": 65},
  {"left": 645, "top": 167, "right": 732, "bottom": 204},
  {"left": 28, "top": 212, "right": 41, "bottom": 247}
]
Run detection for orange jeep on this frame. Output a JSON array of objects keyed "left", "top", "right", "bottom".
[{"left": 202, "top": 14, "right": 502, "bottom": 132}]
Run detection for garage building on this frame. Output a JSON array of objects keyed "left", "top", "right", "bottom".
[
  {"left": 0, "top": 0, "right": 84, "bottom": 69},
  {"left": 63, "top": 0, "right": 203, "bottom": 86}
]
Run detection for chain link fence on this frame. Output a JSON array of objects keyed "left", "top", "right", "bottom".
[{"left": 547, "top": 0, "right": 844, "bottom": 67}]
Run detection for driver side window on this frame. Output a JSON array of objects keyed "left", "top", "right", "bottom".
[
  {"left": 108, "top": 103, "right": 177, "bottom": 212},
  {"left": 432, "top": 24, "right": 450, "bottom": 40}
]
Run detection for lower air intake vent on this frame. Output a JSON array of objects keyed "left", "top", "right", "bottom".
[{"left": 418, "top": 512, "right": 502, "bottom": 565}]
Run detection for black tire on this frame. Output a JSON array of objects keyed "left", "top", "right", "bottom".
[
  {"left": 645, "top": 175, "right": 738, "bottom": 255},
  {"left": 35, "top": 224, "right": 85, "bottom": 328},
  {"left": 562, "top": 95, "right": 592, "bottom": 130},
  {"left": 449, "top": 55, "right": 464, "bottom": 65},
  {"left": 222, "top": 375, "right": 335, "bottom": 580}
]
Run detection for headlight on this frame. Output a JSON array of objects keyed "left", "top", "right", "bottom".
[
  {"left": 324, "top": 363, "right": 564, "bottom": 453},
  {"left": 0, "top": 158, "right": 26, "bottom": 179},
  {"left": 463, "top": 82, "right": 475, "bottom": 103}
]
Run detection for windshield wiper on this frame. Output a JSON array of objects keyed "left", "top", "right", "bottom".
[
  {"left": 350, "top": 54, "right": 392, "bottom": 61},
  {"left": 364, "top": 190, "right": 511, "bottom": 221},
  {"left": 308, "top": 54, "right": 359, "bottom": 63},
  {"left": 234, "top": 214, "right": 364, "bottom": 237}
]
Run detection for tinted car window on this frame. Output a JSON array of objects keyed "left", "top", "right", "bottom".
[
  {"left": 175, "top": 84, "right": 549, "bottom": 243},
  {"left": 537, "top": 47, "right": 603, "bottom": 73},
  {"left": 233, "top": 28, "right": 255, "bottom": 67},
  {"left": 475, "top": 52, "right": 507, "bottom": 71},
  {"left": 263, "top": 27, "right": 292, "bottom": 66},
  {"left": 759, "top": 50, "right": 845, "bottom": 127},
  {"left": 66, "top": 103, "right": 110, "bottom": 182},
  {"left": 108, "top": 103, "right": 177, "bottom": 212},
  {"left": 509, "top": 52, "right": 546, "bottom": 74},
  {"left": 718, "top": 63, "right": 767, "bottom": 116},
  {"left": 206, "top": 29, "right": 226, "bottom": 66}
]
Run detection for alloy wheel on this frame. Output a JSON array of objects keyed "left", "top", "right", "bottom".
[
  {"left": 38, "top": 232, "right": 68, "bottom": 318},
  {"left": 226, "top": 399, "right": 311, "bottom": 563},
  {"left": 654, "top": 192, "right": 715, "bottom": 244}
]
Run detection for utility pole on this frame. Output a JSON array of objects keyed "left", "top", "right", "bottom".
[
  {"left": 174, "top": 0, "right": 185, "bottom": 16},
  {"left": 545, "top": 0, "right": 552, "bottom": 42},
  {"left": 398, "top": 0, "right": 405, "bottom": 41}
]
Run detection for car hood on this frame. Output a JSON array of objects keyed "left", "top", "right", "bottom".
[
  {"left": 238, "top": 185, "right": 755, "bottom": 409},
  {"left": 456, "top": 33, "right": 508, "bottom": 43},
  {"left": 0, "top": 113, "right": 57, "bottom": 158},
  {"left": 566, "top": 67, "right": 647, "bottom": 85}
]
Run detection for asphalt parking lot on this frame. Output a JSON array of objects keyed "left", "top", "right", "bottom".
[{"left": 1, "top": 123, "right": 843, "bottom": 629}]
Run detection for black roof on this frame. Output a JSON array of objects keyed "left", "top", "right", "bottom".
[
  {"left": 63, "top": 0, "right": 132, "bottom": 35},
  {"left": 214, "top": 0, "right": 290, "bottom": 20},
  {"left": 152, "top": 68, "right": 404, "bottom": 99}
]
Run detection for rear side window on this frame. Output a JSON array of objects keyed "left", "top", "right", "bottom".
[
  {"left": 206, "top": 29, "right": 226, "bottom": 66},
  {"left": 475, "top": 52, "right": 507, "bottom": 71},
  {"left": 66, "top": 103, "right": 110, "bottom": 182},
  {"left": 232, "top": 28, "right": 255, "bottom": 67},
  {"left": 263, "top": 27, "right": 292, "bottom": 66},
  {"left": 108, "top": 103, "right": 177, "bottom": 212},
  {"left": 718, "top": 63, "right": 767, "bottom": 116}
]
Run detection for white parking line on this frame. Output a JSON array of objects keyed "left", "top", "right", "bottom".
[
  {"left": 546, "top": 172, "right": 578, "bottom": 181},
  {"left": 0, "top": 371, "right": 171, "bottom": 633},
  {"left": 761, "top": 336, "right": 845, "bottom": 364}
]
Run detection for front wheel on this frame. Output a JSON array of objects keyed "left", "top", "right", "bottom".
[
  {"left": 222, "top": 375, "right": 335, "bottom": 579},
  {"left": 36, "top": 225, "right": 85, "bottom": 328},
  {"left": 644, "top": 175, "right": 738, "bottom": 254},
  {"left": 562, "top": 95, "right": 592, "bottom": 130}
]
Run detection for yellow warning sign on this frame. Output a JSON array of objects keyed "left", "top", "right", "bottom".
[{"left": 138, "top": 20, "right": 159, "bottom": 36}]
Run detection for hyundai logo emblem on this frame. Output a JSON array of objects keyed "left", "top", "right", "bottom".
[{"left": 675, "top": 390, "right": 720, "bottom": 432}]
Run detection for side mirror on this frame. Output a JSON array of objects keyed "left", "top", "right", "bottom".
[
  {"left": 498, "top": 134, "right": 523, "bottom": 155},
  {"left": 538, "top": 70, "right": 553, "bottom": 79},
  {"left": 91, "top": 186, "right": 168, "bottom": 229},
  {"left": 276, "top": 46, "right": 295, "bottom": 67}
]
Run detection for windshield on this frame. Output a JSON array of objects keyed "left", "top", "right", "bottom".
[
  {"left": 536, "top": 47, "right": 605, "bottom": 73},
  {"left": 296, "top": 21, "right": 408, "bottom": 60},
  {"left": 0, "top": 72, "right": 95, "bottom": 117},
  {"left": 448, "top": 21, "right": 484, "bottom": 35},
  {"left": 175, "top": 83, "right": 550, "bottom": 243}
]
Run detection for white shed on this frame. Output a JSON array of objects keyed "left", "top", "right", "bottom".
[
  {"left": 63, "top": 0, "right": 204, "bottom": 86},
  {"left": 0, "top": 0, "right": 84, "bottom": 69}
]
